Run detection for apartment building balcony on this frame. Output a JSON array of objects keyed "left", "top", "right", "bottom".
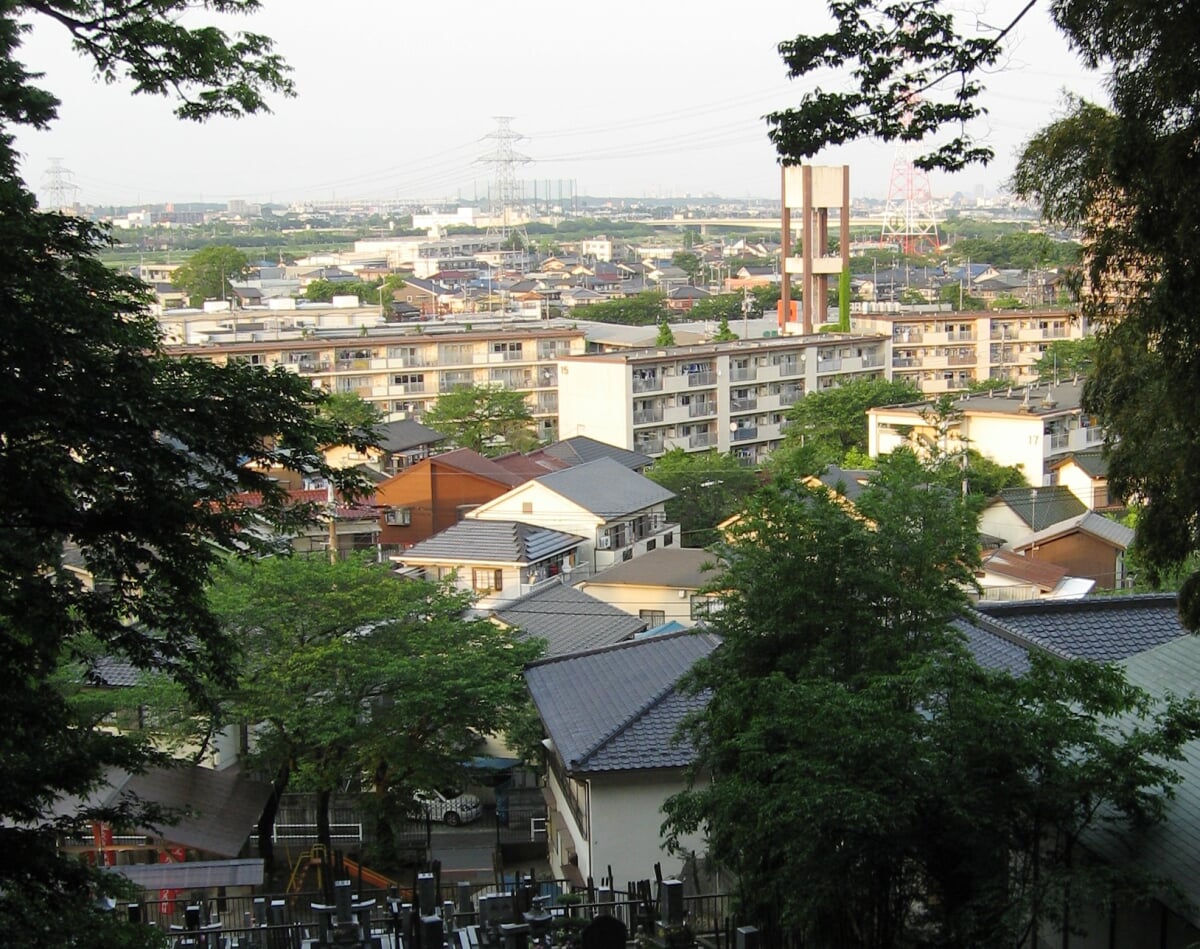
[
  {"left": 815, "top": 357, "right": 842, "bottom": 373},
  {"left": 689, "top": 430, "right": 716, "bottom": 449},
  {"left": 948, "top": 352, "right": 977, "bottom": 366},
  {"left": 773, "top": 357, "right": 803, "bottom": 377},
  {"left": 634, "top": 435, "right": 664, "bottom": 455},
  {"left": 536, "top": 395, "right": 558, "bottom": 415},
  {"left": 294, "top": 361, "right": 332, "bottom": 374},
  {"left": 689, "top": 400, "right": 717, "bottom": 418},
  {"left": 779, "top": 386, "right": 804, "bottom": 406},
  {"left": 1085, "top": 426, "right": 1104, "bottom": 444},
  {"left": 731, "top": 426, "right": 759, "bottom": 442},
  {"left": 686, "top": 370, "right": 717, "bottom": 387},
  {"left": 729, "top": 367, "right": 757, "bottom": 383},
  {"left": 632, "top": 375, "right": 663, "bottom": 394},
  {"left": 894, "top": 329, "right": 924, "bottom": 344},
  {"left": 335, "top": 358, "right": 371, "bottom": 371},
  {"left": 893, "top": 356, "right": 921, "bottom": 368},
  {"left": 729, "top": 397, "right": 758, "bottom": 413},
  {"left": 633, "top": 408, "right": 665, "bottom": 426},
  {"left": 1047, "top": 432, "right": 1069, "bottom": 451}
]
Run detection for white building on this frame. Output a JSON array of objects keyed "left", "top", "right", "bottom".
[{"left": 556, "top": 333, "right": 888, "bottom": 464}]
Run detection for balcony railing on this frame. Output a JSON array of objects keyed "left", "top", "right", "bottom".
[
  {"left": 774, "top": 359, "right": 802, "bottom": 376},
  {"left": 689, "top": 401, "right": 716, "bottom": 418},
  {"left": 779, "top": 388, "right": 803, "bottom": 406},
  {"left": 687, "top": 370, "right": 717, "bottom": 387},
  {"left": 633, "top": 376, "right": 663, "bottom": 393},
  {"left": 729, "top": 397, "right": 758, "bottom": 412},
  {"left": 731, "top": 427, "right": 759, "bottom": 442},
  {"left": 689, "top": 431, "right": 715, "bottom": 449},
  {"left": 633, "top": 409, "right": 664, "bottom": 425},
  {"left": 1047, "top": 432, "right": 1069, "bottom": 450},
  {"left": 816, "top": 357, "right": 842, "bottom": 372},
  {"left": 635, "top": 437, "right": 664, "bottom": 455},
  {"left": 729, "top": 367, "right": 757, "bottom": 383}
]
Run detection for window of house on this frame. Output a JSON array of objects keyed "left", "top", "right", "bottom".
[
  {"left": 639, "top": 610, "right": 666, "bottom": 626},
  {"left": 522, "top": 502, "right": 534, "bottom": 514},
  {"left": 384, "top": 506, "right": 412, "bottom": 526},
  {"left": 472, "top": 568, "right": 503, "bottom": 593}
]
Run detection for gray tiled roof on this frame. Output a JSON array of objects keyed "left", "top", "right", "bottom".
[
  {"left": 1089, "top": 636, "right": 1200, "bottom": 928},
  {"left": 525, "top": 630, "right": 720, "bottom": 773},
  {"left": 495, "top": 584, "right": 647, "bottom": 657},
  {"left": 1049, "top": 450, "right": 1108, "bottom": 479},
  {"left": 994, "top": 485, "right": 1088, "bottom": 531},
  {"left": 540, "top": 436, "right": 652, "bottom": 472},
  {"left": 376, "top": 419, "right": 447, "bottom": 453},
  {"left": 975, "top": 594, "right": 1186, "bottom": 661},
  {"left": 401, "top": 520, "right": 584, "bottom": 565},
  {"left": 953, "top": 616, "right": 1031, "bottom": 675},
  {"left": 815, "top": 466, "right": 877, "bottom": 503},
  {"left": 534, "top": 457, "right": 675, "bottom": 519},
  {"left": 586, "top": 547, "right": 720, "bottom": 590},
  {"left": 1013, "top": 511, "right": 1135, "bottom": 551}
]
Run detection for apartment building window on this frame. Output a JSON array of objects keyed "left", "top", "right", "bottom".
[
  {"left": 472, "top": 569, "right": 503, "bottom": 593},
  {"left": 639, "top": 610, "right": 666, "bottom": 626},
  {"left": 393, "top": 373, "right": 425, "bottom": 389}
]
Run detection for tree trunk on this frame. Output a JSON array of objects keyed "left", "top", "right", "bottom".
[{"left": 257, "top": 758, "right": 291, "bottom": 873}]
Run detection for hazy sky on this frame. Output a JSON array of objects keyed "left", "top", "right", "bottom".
[{"left": 12, "top": 1, "right": 1108, "bottom": 207}]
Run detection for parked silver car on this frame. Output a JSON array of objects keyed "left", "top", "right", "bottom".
[{"left": 414, "top": 789, "right": 482, "bottom": 826}]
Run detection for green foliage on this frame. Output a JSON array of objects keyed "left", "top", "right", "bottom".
[
  {"left": 579, "top": 291, "right": 667, "bottom": 326},
  {"left": 172, "top": 244, "right": 250, "bottom": 306},
  {"left": 664, "top": 458, "right": 1200, "bottom": 947},
  {"left": 655, "top": 318, "right": 676, "bottom": 347},
  {"left": 644, "top": 449, "right": 760, "bottom": 548},
  {"left": 303, "top": 278, "right": 378, "bottom": 303},
  {"left": 938, "top": 282, "right": 986, "bottom": 310},
  {"left": 0, "top": 2, "right": 337, "bottom": 942},
  {"left": 671, "top": 251, "right": 702, "bottom": 282},
  {"left": 947, "top": 232, "right": 1081, "bottom": 270},
  {"left": 1033, "top": 337, "right": 1096, "bottom": 381},
  {"left": 781, "top": 378, "right": 923, "bottom": 466},
  {"left": 319, "top": 391, "right": 383, "bottom": 433},
  {"left": 424, "top": 385, "right": 535, "bottom": 456},
  {"left": 209, "top": 555, "right": 541, "bottom": 860},
  {"left": 710, "top": 316, "right": 739, "bottom": 342},
  {"left": 686, "top": 293, "right": 746, "bottom": 323}
]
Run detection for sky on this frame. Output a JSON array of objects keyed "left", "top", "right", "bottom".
[{"left": 12, "top": 1, "right": 1109, "bottom": 208}]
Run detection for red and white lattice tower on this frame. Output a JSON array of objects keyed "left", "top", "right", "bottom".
[
  {"left": 881, "top": 144, "right": 940, "bottom": 255},
  {"left": 880, "top": 83, "right": 940, "bottom": 255}
]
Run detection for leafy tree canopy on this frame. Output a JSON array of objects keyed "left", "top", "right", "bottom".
[
  {"left": 644, "top": 449, "right": 760, "bottom": 548},
  {"left": 424, "top": 384, "right": 536, "bottom": 456},
  {"left": 0, "top": 2, "right": 337, "bottom": 943},
  {"left": 773, "top": 0, "right": 1200, "bottom": 625},
  {"left": 665, "top": 454, "right": 1200, "bottom": 947},
  {"left": 578, "top": 290, "right": 667, "bottom": 326},
  {"left": 207, "top": 555, "right": 540, "bottom": 865},
  {"left": 173, "top": 244, "right": 249, "bottom": 306},
  {"left": 655, "top": 318, "right": 676, "bottom": 347},
  {"left": 781, "top": 378, "right": 923, "bottom": 465}
]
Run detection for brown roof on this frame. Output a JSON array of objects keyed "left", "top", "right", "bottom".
[
  {"left": 431, "top": 448, "right": 526, "bottom": 487},
  {"left": 982, "top": 548, "right": 1069, "bottom": 590}
]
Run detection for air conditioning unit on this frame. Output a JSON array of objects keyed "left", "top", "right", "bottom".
[{"left": 597, "top": 535, "right": 612, "bottom": 550}]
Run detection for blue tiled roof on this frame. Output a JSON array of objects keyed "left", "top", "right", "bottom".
[{"left": 525, "top": 631, "right": 719, "bottom": 774}]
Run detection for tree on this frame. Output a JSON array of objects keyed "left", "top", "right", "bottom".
[
  {"left": 645, "top": 449, "right": 760, "bottom": 548},
  {"left": 319, "top": 391, "right": 383, "bottom": 433},
  {"left": 938, "top": 282, "right": 986, "bottom": 311},
  {"left": 664, "top": 455, "right": 1200, "bottom": 948},
  {"left": 672, "top": 251, "right": 703, "bottom": 283},
  {"left": 0, "top": 2, "right": 340, "bottom": 943},
  {"left": 207, "top": 555, "right": 540, "bottom": 868},
  {"left": 711, "top": 316, "right": 739, "bottom": 342},
  {"left": 582, "top": 291, "right": 668, "bottom": 326},
  {"left": 1032, "top": 336, "right": 1097, "bottom": 381},
  {"left": 768, "top": 1, "right": 1200, "bottom": 626},
  {"left": 173, "top": 244, "right": 250, "bottom": 306},
  {"left": 781, "top": 378, "right": 923, "bottom": 466},
  {"left": 656, "top": 318, "right": 676, "bottom": 347},
  {"left": 424, "top": 384, "right": 536, "bottom": 456}
]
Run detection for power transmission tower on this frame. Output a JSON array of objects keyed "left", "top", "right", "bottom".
[
  {"left": 42, "top": 157, "right": 80, "bottom": 211},
  {"left": 880, "top": 143, "right": 940, "bottom": 255},
  {"left": 477, "top": 117, "right": 531, "bottom": 255}
]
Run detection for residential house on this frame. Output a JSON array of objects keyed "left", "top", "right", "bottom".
[
  {"left": 666, "top": 285, "right": 712, "bottom": 312},
  {"left": 230, "top": 487, "right": 381, "bottom": 559},
  {"left": 577, "top": 547, "right": 723, "bottom": 628},
  {"left": 1009, "top": 510, "right": 1135, "bottom": 590},
  {"left": 491, "top": 583, "right": 648, "bottom": 658},
  {"left": 465, "top": 457, "right": 678, "bottom": 574},
  {"left": 322, "top": 418, "right": 447, "bottom": 476},
  {"left": 974, "top": 548, "right": 1092, "bottom": 602},
  {"left": 374, "top": 448, "right": 524, "bottom": 551},
  {"left": 531, "top": 435, "right": 652, "bottom": 473},
  {"left": 959, "top": 595, "right": 1200, "bottom": 946},
  {"left": 394, "top": 519, "right": 585, "bottom": 611},
  {"left": 979, "top": 486, "right": 1088, "bottom": 545},
  {"left": 1047, "top": 450, "right": 1115, "bottom": 511},
  {"left": 524, "top": 630, "right": 720, "bottom": 887}
]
